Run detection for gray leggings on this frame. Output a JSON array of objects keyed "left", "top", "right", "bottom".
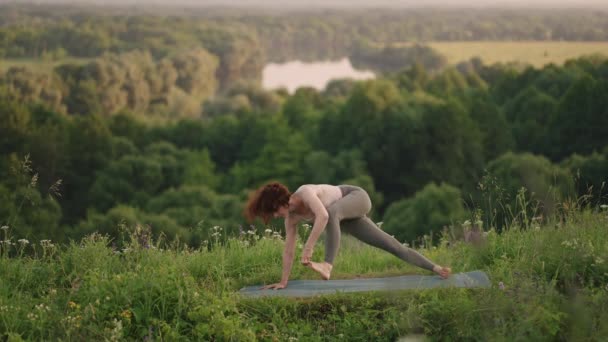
[{"left": 323, "top": 185, "right": 437, "bottom": 271}]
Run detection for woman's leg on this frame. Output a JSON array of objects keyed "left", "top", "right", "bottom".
[
  {"left": 308, "top": 186, "right": 371, "bottom": 280},
  {"left": 324, "top": 186, "right": 371, "bottom": 264},
  {"left": 341, "top": 216, "right": 437, "bottom": 271}
]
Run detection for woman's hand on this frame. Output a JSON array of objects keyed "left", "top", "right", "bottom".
[
  {"left": 261, "top": 282, "right": 287, "bottom": 290},
  {"left": 301, "top": 246, "right": 313, "bottom": 265},
  {"left": 433, "top": 265, "right": 452, "bottom": 279}
]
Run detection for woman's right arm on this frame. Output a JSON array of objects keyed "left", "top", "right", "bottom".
[{"left": 262, "top": 216, "right": 298, "bottom": 290}]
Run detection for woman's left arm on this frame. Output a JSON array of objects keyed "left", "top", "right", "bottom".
[{"left": 297, "top": 188, "right": 329, "bottom": 264}]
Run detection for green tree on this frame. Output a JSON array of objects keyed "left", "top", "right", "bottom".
[
  {"left": 62, "top": 115, "right": 113, "bottom": 222},
  {"left": 382, "top": 182, "right": 466, "bottom": 244},
  {"left": 503, "top": 86, "right": 556, "bottom": 155},
  {"left": 549, "top": 76, "right": 608, "bottom": 160},
  {"left": 0, "top": 154, "right": 63, "bottom": 241},
  {"left": 464, "top": 90, "right": 514, "bottom": 161},
  {"left": 485, "top": 152, "right": 575, "bottom": 227},
  {"left": 561, "top": 152, "right": 608, "bottom": 205}
]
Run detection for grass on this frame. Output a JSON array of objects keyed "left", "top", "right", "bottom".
[
  {"left": 401, "top": 41, "right": 608, "bottom": 67},
  {"left": 1, "top": 205, "right": 607, "bottom": 341}
]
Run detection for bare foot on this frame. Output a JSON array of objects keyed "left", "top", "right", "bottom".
[
  {"left": 433, "top": 265, "right": 452, "bottom": 279},
  {"left": 308, "top": 261, "right": 333, "bottom": 280}
]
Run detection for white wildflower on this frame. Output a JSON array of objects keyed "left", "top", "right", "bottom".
[
  {"left": 18, "top": 239, "right": 29, "bottom": 245},
  {"left": 0, "top": 226, "right": 8, "bottom": 231}
]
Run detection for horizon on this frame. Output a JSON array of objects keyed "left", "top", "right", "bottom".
[{"left": 2, "top": 0, "right": 608, "bottom": 9}]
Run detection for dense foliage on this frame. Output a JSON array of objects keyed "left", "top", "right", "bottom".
[{"left": 1, "top": 5, "right": 608, "bottom": 247}]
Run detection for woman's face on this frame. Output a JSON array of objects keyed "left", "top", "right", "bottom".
[{"left": 273, "top": 204, "right": 290, "bottom": 219}]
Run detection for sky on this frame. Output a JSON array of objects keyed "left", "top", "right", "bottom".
[{"left": 4, "top": 0, "right": 608, "bottom": 8}]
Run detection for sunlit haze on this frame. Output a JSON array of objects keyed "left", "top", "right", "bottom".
[{"left": 4, "top": 0, "right": 608, "bottom": 8}]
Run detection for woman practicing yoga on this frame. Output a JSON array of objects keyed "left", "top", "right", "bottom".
[{"left": 245, "top": 182, "right": 452, "bottom": 290}]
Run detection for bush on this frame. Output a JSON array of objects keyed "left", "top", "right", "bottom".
[{"left": 382, "top": 182, "right": 466, "bottom": 244}]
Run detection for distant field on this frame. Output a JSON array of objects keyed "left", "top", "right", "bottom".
[
  {"left": 423, "top": 41, "right": 608, "bottom": 67},
  {"left": 0, "top": 57, "right": 92, "bottom": 73},
  {"left": 2, "top": 42, "right": 608, "bottom": 74}
]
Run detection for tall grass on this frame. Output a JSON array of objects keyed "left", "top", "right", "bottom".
[{"left": 1, "top": 201, "right": 607, "bottom": 341}]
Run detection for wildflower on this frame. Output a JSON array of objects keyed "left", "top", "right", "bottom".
[
  {"left": 68, "top": 301, "right": 78, "bottom": 309},
  {"left": 595, "top": 257, "right": 604, "bottom": 265},
  {"left": 498, "top": 281, "right": 505, "bottom": 291},
  {"left": 40, "top": 240, "right": 55, "bottom": 248},
  {"left": 18, "top": 239, "right": 29, "bottom": 245},
  {"left": 265, "top": 229, "right": 272, "bottom": 235},
  {"left": 35, "top": 304, "right": 50, "bottom": 312},
  {"left": 600, "top": 204, "right": 608, "bottom": 210},
  {"left": 0, "top": 226, "right": 8, "bottom": 231},
  {"left": 27, "top": 313, "right": 38, "bottom": 321},
  {"left": 376, "top": 221, "right": 383, "bottom": 228},
  {"left": 120, "top": 309, "right": 132, "bottom": 320}
]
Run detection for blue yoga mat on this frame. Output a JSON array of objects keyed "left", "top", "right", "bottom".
[{"left": 239, "top": 270, "right": 491, "bottom": 298}]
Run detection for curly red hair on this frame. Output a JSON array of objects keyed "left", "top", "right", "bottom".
[{"left": 245, "top": 181, "right": 291, "bottom": 224}]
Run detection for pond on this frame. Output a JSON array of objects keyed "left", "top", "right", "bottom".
[{"left": 262, "top": 57, "right": 375, "bottom": 93}]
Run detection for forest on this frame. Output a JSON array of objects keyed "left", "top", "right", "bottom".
[{"left": 1, "top": 4, "right": 608, "bottom": 247}]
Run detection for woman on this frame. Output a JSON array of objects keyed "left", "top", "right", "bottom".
[{"left": 245, "top": 182, "right": 452, "bottom": 290}]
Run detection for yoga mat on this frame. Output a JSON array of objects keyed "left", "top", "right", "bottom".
[{"left": 239, "top": 270, "right": 491, "bottom": 298}]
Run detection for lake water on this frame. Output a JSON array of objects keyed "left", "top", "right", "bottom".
[{"left": 262, "top": 58, "right": 375, "bottom": 93}]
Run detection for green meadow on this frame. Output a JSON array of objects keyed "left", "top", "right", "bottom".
[
  {"left": 387, "top": 41, "right": 608, "bottom": 67},
  {"left": 427, "top": 41, "right": 608, "bottom": 67},
  {"left": 1, "top": 205, "right": 607, "bottom": 341}
]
